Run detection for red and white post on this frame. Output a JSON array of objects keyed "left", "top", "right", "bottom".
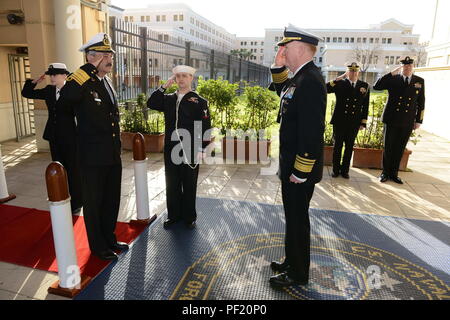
[
  {"left": 130, "top": 133, "right": 156, "bottom": 225},
  {"left": 0, "top": 144, "right": 16, "bottom": 204},
  {"left": 45, "top": 162, "right": 90, "bottom": 298}
]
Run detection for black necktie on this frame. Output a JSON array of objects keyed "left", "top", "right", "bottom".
[
  {"left": 405, "top": 77, "right": 409, "bottom": 85},
  {"left": 102, "top": 78, "right": 115, "bottom": 104}
]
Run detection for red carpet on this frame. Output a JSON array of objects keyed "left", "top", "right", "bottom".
[{"left": 0, "top": 204, "right": 147, "bottom": 278}]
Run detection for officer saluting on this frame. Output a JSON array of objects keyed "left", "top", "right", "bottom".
[
  {"left": 148, "top": 66, "right": 211, "bottom": 230},
  {"left": 326, "top": 62, "right": 369, "bottom": 179},
  {"left": 269, "top": 25, "right": 326, "bottom": 288},
  {"left": 22, "top": 63, "right": 82, "bottom": 213},
  {"left": 373, "top": 56, "right": 425, "bottom": 184},
  {"left": 60, "top": 33, "right": 128, "bottom": 261}
]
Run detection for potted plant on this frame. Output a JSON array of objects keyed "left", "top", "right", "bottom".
[
  {"left": 323, "top": 100, "right": 336, "bottom": 166},
  {"left": 352, "top": 96, "right": 415, "bottom": 170},
  {"left": 223, "top": 85, "right": 278, "bottom": 162},
  {"left": 120, "top": 93, "right": 165, "bottom": 153}
]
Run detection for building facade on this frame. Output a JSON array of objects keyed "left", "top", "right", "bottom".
[
  {"left": 0, "top": 0, "right": 108, "bottom": 149},
  {"left": 415, "top": 0, "right": 450, "bottom": 140},
  {"left": 121, "top": 3, "right": 236, "bottom": 53},
  {"left": 234, "top": 37, "right": 265, "bottom": 64},
  {"left": 259, "top": 19, "right": 423, "bottom": 84}
]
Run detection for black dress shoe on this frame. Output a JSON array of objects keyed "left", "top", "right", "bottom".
[
  {"left": 163, "top": 219, "right": 179, "bottom": 229},
  {"left": 331, "top": 172, "right": 339, "bottom": 178},
  {"left": 94, "top": 250, "right": 118, "bottom": 261},
  {"left": 185, "top": 221, "right": 196, "bottom": 230},
  {"left": 269, "top": 272, "right": 308, "bottom": 289},
  {"left": 341, "top": 172, "right": 350, "bottom": 179},
  {"left": 391, "top": 176, "right": 404, "bottom": 184},
  {"left": 379, "top": 173, "right": 389, "bottom": 183},
  {"left": 270, "top": 261, "right": 289, "bottom": 273},
  {"left": 111, "top": 242, "right": 129, "bottom": 251}
]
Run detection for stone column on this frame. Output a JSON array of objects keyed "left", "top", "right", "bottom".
[{"left": 53, "top": 0, "right": 84, "bottom": 73}]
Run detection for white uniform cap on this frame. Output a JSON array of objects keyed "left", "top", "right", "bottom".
[
  {"left": 172, "top": 65, "right": 196, "bottom": 76},
  {"left": 79, "top": 33, "right": 115, "bottom": 53}
]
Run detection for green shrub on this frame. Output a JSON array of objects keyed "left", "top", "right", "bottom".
[
  {"left": 197, "top": 77, "right": 239, "bottom": 134},
  {"left": 120, "top": 93, "right": 164, "bottom": 134}
]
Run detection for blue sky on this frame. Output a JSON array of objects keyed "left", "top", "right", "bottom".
[{"left": 111, "top": 0, "right": 436, "bottom": 41}]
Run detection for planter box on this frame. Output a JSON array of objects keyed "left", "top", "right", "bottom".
[
  {"left": 323, "top": 145, "right": 333, "bottom": 166},
  {"left": 352, "top": 147, "right": 412, "bottom": 171},
  {"left": 221, "top": 138, "right": 271, "bottom": 163},
  {"left": 121, "top": 132, "right": 165, "bottom": 153}
]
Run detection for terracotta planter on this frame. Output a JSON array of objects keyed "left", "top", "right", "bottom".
[
  {"left": 352, "top": 147, "right": 412, "bottom": 171},
  {"left": 323, "top": 145, "right": 333, "bottom": 166},
  {"left": 221, "top": 138, "right": 271, "bottom": 163},
  {"left": 121, "top": 132, "right": 165, "bottom": 153}
]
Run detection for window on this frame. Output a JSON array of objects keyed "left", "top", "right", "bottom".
[
  {"left": 174, "top": 15, "right": 178, "bottom": 21},
  {"left": 141, "top": 16, "right": 145, "bottom": 22},
  {"left": 261, "top": 49, "right": 264, "bottom": 53},
  {"left": 162, "top": 15, "right": 166, "bottom": 22},
  {"left": 385, "top": 56, "right": 389, "bottom": 64},
  {"left": 190, "top": 17, "right": 194, "bottom": 24},
  {"left": 357, "top": 37, "right": 361, "bottom": 43},
  {"left": 362, "top": 38, "right": 367, "bottom": 43},
  {"left": 156, "top": 15, "right": 160, "bottom": 22},
  {"left": 180, "top": 14, "right": 184, "bottom": 21},
  {"left": 146, "top": 16, "right": 150, "bottom": 22},
  {"left": 374, "top": 56, "right": 378, "bottom": 64},
  {"left": 338, "top": 37, "right": 342, "bottom": 43},
  {"left": 396, "top": 56, "right": 401, "bottom": 64},
  {"left": 375, "top": 38, "right": 379, "bottom": 43},
  {"left": 130, "top": 16, "right": 134, "bottom": 22},
  {"left": 387, "top": 38, "right": 392, "bottom": 44},
  {"left": 382, "top": 38, "right": 386, "bottom": 44},
  {"left": 155, "top": 59, "right": 158, "bottom": 68},
  {"left": 350, "top": 37, "right": 354, "bottom": 43},
  {"left": 326, "top": 37, "right": 330, "bottom": 42},
  {"left": 370, "top": 38, "right": 374, "bottom": 43},
  {"left": 124, "top": 16, "right": 128, "bottom": 22},
  {"left": 261, "top": 42, "right": 264, "bottom": 46},
  {"left": 320, "top": 47, "right": 324, "bottom": 53},
  {"left": 319, "top": 57, "right": 323, "bottom": 63},
  {"left": 333, "top": 37, "right": 337, "bottom": 43},
  {"left": 345, "top": 37, "right": 349, "bottom": 43}
]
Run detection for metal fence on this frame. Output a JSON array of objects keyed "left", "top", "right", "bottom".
[{"left": 109, "top": 17, "right": 271, "bottom": 102}]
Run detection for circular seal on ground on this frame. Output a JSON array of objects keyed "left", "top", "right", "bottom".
[{"left": 170, "top": 234, "right": 450, "bottom": 300}]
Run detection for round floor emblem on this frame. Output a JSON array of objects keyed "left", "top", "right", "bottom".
[{"left": 171, "top": 234, "right": 450, "bottom": 300}]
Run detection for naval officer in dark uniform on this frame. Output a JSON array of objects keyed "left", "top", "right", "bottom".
[
  {"left": 327, "top": 62, "right": 369, "bottom": 179},
  {"left": 21, "top": 63, "right": 82, "bottom": 214},
  {"left": 148, "top": 65, "right": 211, "bottom": 230},
  {"left": 60, "top": 33, "right": 128, "bottom": 261},
  {"left": 373, "top": 56, "right": 425, "bottom": 184},
  {"left": 268, "top": 25, "right": 326, "bottom": 288}
]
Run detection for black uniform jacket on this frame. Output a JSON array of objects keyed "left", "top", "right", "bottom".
[
  {"left": 326, "top": 79, "right": 370, "bottom": 128},
  {"left": 269, "top": 61, "right": 326, "bottom": 184},
  {"left": 21, "top": 80, "right": 77, "bottom": 144},
  {"left": 59, "top": 63, "right": 121, "bottom": 166},
  {"left": 147, "top": 88, "right": 212, "bottom": 162},
  {"left": 373, "top": 73, "right": 425, "bottom": 127}
]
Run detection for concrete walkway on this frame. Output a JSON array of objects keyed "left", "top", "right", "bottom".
[{"left": 0, "top": 130, "right": 449, "bottom": 300}]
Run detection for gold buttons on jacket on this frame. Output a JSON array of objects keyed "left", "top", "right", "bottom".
[
  {"left": 400, "top": 97, "right": 403, "bottom": 99},
  {"left": 113, "top": 133, "right": 116, "bottom": 137}
]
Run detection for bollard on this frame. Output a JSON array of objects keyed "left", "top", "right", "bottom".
[
  {"left": 0, "top": 145, "right": 16, "bottom": 204},
  {"left": 130, "top": 133, "right": 156, "bottom": 226},
  {"left": 45, "top": 162, "right": 90, "bottom": 298}
]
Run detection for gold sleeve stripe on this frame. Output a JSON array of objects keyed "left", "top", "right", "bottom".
[
  {"left": 294, "top": 162, "right": 314, "bottom": 173},
  {"left": 296, "top": 156, "right": 316, "bottom": 164},
  {"left": 361, "top": 119, "right": 367, "bottom": 124},
  {"left": 420, "top": 110, "right": 424, "bottom": 121},
  {"left": 272, "top": 69, "right": 289, "bottom": 83},
  {"left": 67, "top": 69, "right": 90, "bottom": 85}
]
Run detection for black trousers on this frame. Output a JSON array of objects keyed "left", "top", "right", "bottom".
[
  {"left": 383, "top": 124, "right": 412, "bottom": 177},
  {"left": 81, "top": 164, "right": 122, "bottom": 254},
  {"left": 281, "top": 180, "right": 315, "bottom": 282},
  {"left": 49, "top": 140, "right": 83, "bottom": 210},
  {"left": 332, "top": 124, "right": 359, "bottom": 174},
  {"left": 164, "top": 150, "right": 199, "bottom": 223}
]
